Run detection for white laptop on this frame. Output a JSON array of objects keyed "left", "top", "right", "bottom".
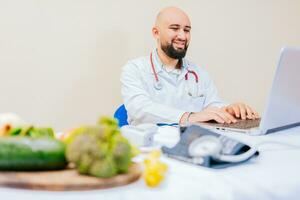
[{"left": 194, "top": 46, "right": 300, "bottom": 135}]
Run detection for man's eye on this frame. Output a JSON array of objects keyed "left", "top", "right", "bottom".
[
  {"left": 184, "top": 29, "right": 190, "bottom": 33},
  {"left": 170, "top": 27, "right": 179, "bottom": 30}
]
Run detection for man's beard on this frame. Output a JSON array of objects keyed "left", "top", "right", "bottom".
[{"left": 161, "top": 41, "right": 188, "bottom": 60}]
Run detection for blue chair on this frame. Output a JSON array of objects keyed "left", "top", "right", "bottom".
[
  {"left": 114, "top": 104, "right": 129, "bottom": 127},
  {"left": 113, "top": 104, "right": 179, "bottom": 127}
]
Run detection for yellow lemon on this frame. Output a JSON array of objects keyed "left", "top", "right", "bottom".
[{"left": 143, "top": 150, "right": 168, "bottom": 187}]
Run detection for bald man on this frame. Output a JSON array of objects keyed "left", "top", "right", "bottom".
[{"left": 121, "top": 7, "right": 259, "bottom": 126}]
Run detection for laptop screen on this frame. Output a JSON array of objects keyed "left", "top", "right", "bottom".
[{"left": 260, "top": 47, "right": 300, "bottom": 134}]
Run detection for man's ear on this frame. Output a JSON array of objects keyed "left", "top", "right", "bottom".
[{"left": 152, "top": 26, "right": 159, "bottom": 39}]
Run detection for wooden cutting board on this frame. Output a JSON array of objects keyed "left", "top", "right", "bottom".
[{"left": 0, "top": 163, "right": 141, "bottom": 191}]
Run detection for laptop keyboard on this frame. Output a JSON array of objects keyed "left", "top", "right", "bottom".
[{"left": 204, "top": 118, "right": 261, "bottom": 129}]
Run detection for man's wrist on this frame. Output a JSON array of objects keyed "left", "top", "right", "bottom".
[
  {"left": 186, "top": 112, "right": 194, "bottom": 123},
  {"left": 179, "top": 112, "right": 189, "bottom": 124},
  {"left": 179, "top": 112, "right": 195, "bottom": 125}
]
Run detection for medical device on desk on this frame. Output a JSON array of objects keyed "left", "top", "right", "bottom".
[
  {"left": 121, "top": 124, "right": 158, "bottom": 147},
  {"left": 121, "top": 123, "right": 180, "bottom": 149},
  {"left": 162, "top": 125, "right": 259, "bottom": 168},
  {"left": 150, "top": 52, "right": 203, "bottom": 98}
]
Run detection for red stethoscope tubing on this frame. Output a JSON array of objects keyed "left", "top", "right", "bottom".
[
  {"left": 185, "top": 70, "right": 198, "bottom": 83},
  {"left": 150, "top": 52, "right": 199, "bottom": 84},
  {"left": 150, "top": 52, "right": 159, "bottom": 82}
]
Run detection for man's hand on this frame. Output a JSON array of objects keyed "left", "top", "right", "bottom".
[
  {"left": 180, "top": 107, "right": 238, "bottom": 124},
  {"left": 222, "top": 102, "right": 260, "bottom": 120}
]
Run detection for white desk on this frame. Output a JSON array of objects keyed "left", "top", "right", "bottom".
[{"left": 1, "top": 126, "right": 300, "bottom": 200}]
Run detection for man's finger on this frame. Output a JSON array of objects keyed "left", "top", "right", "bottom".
[
  {"left": 211, "top": 113, "right": 225, "bottom": 124},
  {"left": 223, "top": 110, "right": 237, "bottom": 123},
  {"left": 245, "top": 105, "right": 254, "bottom": 119},
  {"left": 247, "top": 106, "right": 260, "bottom": 119},
  {"left": 238, "top": 104, "right": 246, "bottom": 120},
  {"left": 212, "top": 110, "right": 236, "bottom": 123},
  {"left": 231, "top": 106, "right": 240, "bottom": 118},
  {"left": 211, "top": 110, "right": 231, "bottom": 123},
  {"left": 253, "top": 111, "right": 260, "bottom": 119}
]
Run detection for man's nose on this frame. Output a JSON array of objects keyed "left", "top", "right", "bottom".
[{"left": 177, "top": 29, "right": 187, "bottom": 40}]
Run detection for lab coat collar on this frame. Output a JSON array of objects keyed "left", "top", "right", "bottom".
[{"left": 150, "top": 49, "right": 188, "bottom": 74}]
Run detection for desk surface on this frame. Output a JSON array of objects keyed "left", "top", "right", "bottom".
[{"left": 1, "top": 126, "right": 300, "bottom": 200}]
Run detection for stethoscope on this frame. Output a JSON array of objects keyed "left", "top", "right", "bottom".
[{"left": 150, "top": 52, "right": 203, "bottom": 98}]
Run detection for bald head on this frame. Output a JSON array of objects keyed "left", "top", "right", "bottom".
[
  {"left": 155, "top": 7, "right": 191, "bottom": 28},
  {"left": 152, "top": 7, "right": 191, "bottom": 60}
]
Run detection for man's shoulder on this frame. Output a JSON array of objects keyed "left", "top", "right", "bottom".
[
  {"left": 123, "top": 56, "right": 150, "bottom": 74},
  {"left": 126, "top": 55, "right": 149, "bottom": 67}
]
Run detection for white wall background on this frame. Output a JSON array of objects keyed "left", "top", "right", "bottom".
[{"left": 0, "top": 0, "right": 299, "bottom": 131}]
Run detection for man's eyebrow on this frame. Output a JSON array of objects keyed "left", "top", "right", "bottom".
[
  {"left": 169, "top": 24, "right": 191, "bottom": 29},
  {"left": 169, "top": 24, "right": 180, "bottom": 27}
]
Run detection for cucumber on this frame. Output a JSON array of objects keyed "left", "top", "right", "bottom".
[{"left": 0, "top": 137, "right": 67, "bottom": 171}]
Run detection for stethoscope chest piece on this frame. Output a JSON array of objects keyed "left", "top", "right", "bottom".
[{"left": 154, "top": 81, "right": 163, "bottom": 90}]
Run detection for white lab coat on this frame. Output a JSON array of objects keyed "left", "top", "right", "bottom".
[{"left": 121, "top": 49, "right": 226, "bottom": 125}]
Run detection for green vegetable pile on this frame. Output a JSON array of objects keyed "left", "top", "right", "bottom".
[
  {"left": 66, "top": 117, "right": 136, "bottom": 178},
  {"left": 7, "top": 126, "right": 55, "bottom": 138}
]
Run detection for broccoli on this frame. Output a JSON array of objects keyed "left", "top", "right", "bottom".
[
  {"left": 66, "top": 116, "right": 135, "bottom": 178},
  {"left": 111, "top": 134, "right": 132, "bottom": 173}
]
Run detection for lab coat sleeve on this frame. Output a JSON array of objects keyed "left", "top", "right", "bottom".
[
  {"left": 121, "top": 61, "right": 186, "bottom": 125},
  {"left": 202, "top": 71, "right": 228, "bottom": 108}
]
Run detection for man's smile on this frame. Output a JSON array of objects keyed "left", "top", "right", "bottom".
[{"left": 172, "top": 40, "right": 187, "bottom": 49}]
